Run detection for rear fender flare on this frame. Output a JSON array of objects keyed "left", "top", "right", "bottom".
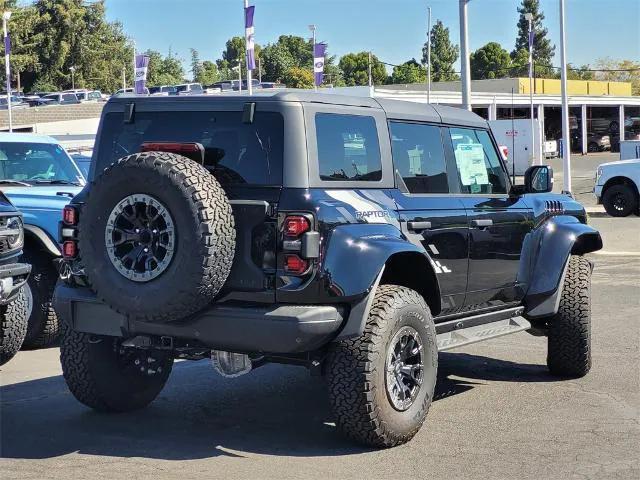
[
  {"left": 323, "top": 224, "right": 441, "bottom": 339},
  {"left": 524, "top": 215, "right": 602, "bottom": 318},
  {"left": 24, "top": 225, "right": 61, "bottom": 257}
]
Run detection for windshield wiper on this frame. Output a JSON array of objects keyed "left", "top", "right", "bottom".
[
  {"left": 0, "top": 179, "right": 31, "bottom": 187},
  {"left": 33, "top": 179, "right": 81, "bottom": 186}
]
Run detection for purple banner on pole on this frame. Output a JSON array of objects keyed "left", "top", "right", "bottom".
[
  {"left": 313, "top": 43, "right": 327, "bottom": 87},
  {"left": 134, "top": 54, "right": 149, "bottom": 95},
  {"left": 4, "top": 34, "right": 10, "bottom": 55},
  {"left": 245, "top": 5, "right": 256, "bottom": 71},
  {"left": 528, "top": 30, "right": 535, "bottom": 49}
]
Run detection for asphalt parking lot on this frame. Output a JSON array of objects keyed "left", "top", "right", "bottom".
[{"left": 1, "top": 153, "right": 638, "bottom": 480}]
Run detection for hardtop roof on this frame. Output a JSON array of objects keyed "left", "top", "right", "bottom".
[{"left": 108, "top": 91, "right": 489, "bottom": 128}]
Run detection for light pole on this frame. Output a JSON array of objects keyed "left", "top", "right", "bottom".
[
  {"left": 69, "top": 66, "right": 76, "bottom": 90},
  {"left": 244, "top": 0, "right": 253, "bottom": 95},
  {"left": 308, "top": 24, "right": 317, "bottom": 92},
  {"left": 3, "top": 10, "right": 12, "bottom": 133},
  {"left": 459, "top": 0, "right": 471, "bottom": 111},
  {"left": 559, "top": 0, "right": 571, "bottom": 193},
  {"left": 525, "top": 12, "right": 536, "bottom": 165},
  {"left": 426, "top": 6, "right": 432, "bottom": 104}
]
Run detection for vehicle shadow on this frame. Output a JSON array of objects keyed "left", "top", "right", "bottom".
[{"left": 0, "top": 352, "right": 555, "bottom": 461}]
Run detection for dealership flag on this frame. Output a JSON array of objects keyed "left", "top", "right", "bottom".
[
  {"left": 134, "top": 54, "right": 149, "bottom": 94},
  {"left": 313, "top": 43, "right": 327, "bottom": 87},
  {"left": 528, "top": 30, "right": 535, "bottom": 49},
  {"left": 245, "top": 5, "right": 256, "bottom": 71},
  {"left": 4, "top": 34, "right": 10, "bottom": 56}
]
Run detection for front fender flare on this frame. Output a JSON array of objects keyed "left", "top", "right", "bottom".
[
  {"left": 524, "top": 215, "right": 602, "bottom": 318},
  {"left": 24, "top": 224, "right": 61, "bottom": 257}
]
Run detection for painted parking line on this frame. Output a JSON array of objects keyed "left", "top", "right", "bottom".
[{"left": 591, "top": 251, "right": 640, "bottom": 256}]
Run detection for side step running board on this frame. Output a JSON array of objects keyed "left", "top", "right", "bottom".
[{"left": 436, "top": 316, "right": 531, "bottom": 352}]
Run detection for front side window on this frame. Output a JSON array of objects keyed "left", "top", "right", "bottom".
[
  {"left": 0, "top": 142, "right": 83, "bottom": 185},
  {"left": 96, "top": 111, "right": 284, "bottom": 186},
  {"left": 390, "top": 122, "right": 448, "bottom": 193},
  {"left": 316, "top": 113, "right": 382, "bottom": 182},
  {"left": 448, "top": 127, "right": 507, "bottom": 194}
]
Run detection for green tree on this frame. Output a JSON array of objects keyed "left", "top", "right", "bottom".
[
  {"left": 282, "top": 66, "right": 314, "bottom": 89},
  {"left": 566, "top": 64, "right": 595, "bottom": 81},
  {"left": 594, "top": 58, "right": 640, "bottom": 95},
  {"left": 260, "top": 41, "right": 295, "bottom": 82},
  {"left": 145, "top": 49, "right": 184, "bottom": 86},
  {"left": 509, "top": 48, "right": 530, "bottom": 77},
  {"left": 190, "top": 48, "right": 201, "bottom": 82},
  {"left": 197, "top": 60, "right": 219, "bottom": 85},
  {"left": 390, "top": 59, "right": 426, "bottom": 84},
  {"left": 422, "top": 20, "right": 459, "bottom": 82},
  {"left": 220, "top": 35, "right": 262, "bottom": 78},
  {"left": 513, "top": 0, "right": 555, "bottom": 77},
  {"left": 470, "top": 42, "right": 512, "bottom": 79},
  {"left": 338, "top": 52, "right": 387, "bottom": 86}
]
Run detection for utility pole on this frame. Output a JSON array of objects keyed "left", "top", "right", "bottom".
[
  {"left": 244, "top": 0, "right": 253, "bottom": 95},
  {"left": 70, "top": 66, "right": 76, "bottom": 90},
  {"left": 368, "top": 51, "right": 373, "bottom": 88},
  {"left": 122, "top": 66, "right": 126, "bottom": 91},
  {"left": 559, "top": 0, "right": 571, "bottom": 193},
  {"left": 309, "top": 24, "right": 317, "bottom": 92},
  {"left": 132, "top": 40, "right": 136, "bottom": 90},
  {"left": 238, "top": 59, "right": 242, "bottom": 92},
  {"left": 427, "top": 6, "right": 432, "bottom": 104},
  {"left": 525, "top": 12, "right": 536, "bottom": 165},
  {"left": 258, "top": 56, "right": 262, "bottom": 83},
  {"left": 459, "top": 0, "right": 471, "bottom": 111},
  {"left": 3, "top": 10, "right": 12, "bottom": 133}
]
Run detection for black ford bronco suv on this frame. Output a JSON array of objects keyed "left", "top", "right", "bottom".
[
  {"left": 0, "top": 192, "right": 31, "bottom": 365},
  {"left": 55, "top": 92, "right": 603, "bottom": 447}
]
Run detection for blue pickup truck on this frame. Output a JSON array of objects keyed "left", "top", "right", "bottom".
[{"left": 0, "top": 133, "right": 84, "bottom": 347}]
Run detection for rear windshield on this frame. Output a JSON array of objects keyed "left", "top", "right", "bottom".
[{"left": 95, "top": 110, "right": 284, "bottom": 186}]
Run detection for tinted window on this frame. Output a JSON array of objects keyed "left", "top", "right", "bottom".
[
  {"left": 390, "top": 122, "right": 448, "bottom": 193},
  {"left": 62, "top": 94, "right": 77, "bottom": 103},
  {"left": 176, "top": 85, "right": 187, "bottom": 92},
  {"left": 96, "top": 111, "right": 283, "bottom": 186},
  {"left": 148, "top": 86, "right": 161, "bottom": 94},
  {"left": 449, "top": 127, "right": 507, "bottom": 194},
  {"left": 316, "top": 113, "right": 382, "bottom": 182},
  {"left": 0, "top": 142, "right": 82, "bottom": 185}
]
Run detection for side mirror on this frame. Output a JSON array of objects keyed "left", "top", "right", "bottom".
[{"left": 524, "top": 165, "right": 554, "bottom": 193}]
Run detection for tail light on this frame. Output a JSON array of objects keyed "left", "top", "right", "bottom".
[
  {"left": 63, "top": 205, "right": 78, "bottom": 225},
  {"left": 62, "top": 241, "right": 77, "bottom": 258},
  {"left": 499, "top": 145, "right": 509, "bottom": 161},
  {"left": 283, "top": 215, "right": 310, "bottom": 237},
  {"left": 284, "top": 254, "right": 308, "bottom": 275}
]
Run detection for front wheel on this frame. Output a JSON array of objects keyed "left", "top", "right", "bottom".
[
  {"left": 547, "top": 256, "right": 592, "bottom": 378},
  {"left": 0, "top": 289, "right": 29, "bottom": 366},
  {"left": 60, "top": 325, "right": 174, "bottom": 412},
  {"left": 326, "top": 285, "right": 438, "bottom": 447}
]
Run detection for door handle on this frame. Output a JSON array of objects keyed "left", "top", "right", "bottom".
[
  {"left": 407, "top": 221, "right": 432, "bottom": 232},
  {"left": 471, "top": 219, "right": 493, "bottom": 228}
]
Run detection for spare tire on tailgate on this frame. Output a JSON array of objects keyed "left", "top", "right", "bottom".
[{"left": 78, "top": 152, "right": 235, "bottom": 322}]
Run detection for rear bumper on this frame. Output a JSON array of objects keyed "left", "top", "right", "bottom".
[
  {"left": 0, "top": 263, "right": 30, "bottom": 304},
  {"left": 54, "top": 284, "right": 344, "bottom": 354}
]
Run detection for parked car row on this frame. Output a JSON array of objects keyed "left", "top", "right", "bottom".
[{"left": 0, "top": 89, "right": 107, "bottom": 109}]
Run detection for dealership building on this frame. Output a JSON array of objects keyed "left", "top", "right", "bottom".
[{"left": 334, "top": 77, "right": 640, "bottom": 158}]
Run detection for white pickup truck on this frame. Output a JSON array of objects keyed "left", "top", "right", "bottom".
[{"left": 594, "top": 155, "right": 640, "bottom": 217}]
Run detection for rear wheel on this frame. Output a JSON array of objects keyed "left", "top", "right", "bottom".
[
  {"left": 60, "top": 325, "right": 173, "bottom": 412},
  {"left": 326, "top": 285, "right": 438, "bottom": 447},
  {"left": 547, "top": 256, "right": 592, "bottom": 378},
  {"left": 602, "top": 184, "right": 637, "bottom": 217},
  {"left": 0, "top": 289, "right": 28, "bottom": 366},
  {"left": 22, "top": 251, "right": 60, "bottom": 348}
]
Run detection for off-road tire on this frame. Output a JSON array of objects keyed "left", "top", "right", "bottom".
[
  {"left": 78, "top": 152, "right": 235, "bottom": 322},
  {"left": 547, "top": 255, "right": 592, "bottom": 378},
  {"left": 60, "top": 324, "right": 173, "bottom": 412},
  {"left": 602, "top": 184, "right": 637, "bottom": 217},
  {"left": 326, "top": 285, "right": 438, "bottom": 447},
  {"left": 0, "top": 289, "right": 28, "bottom": 366},
  {"left": 22, "top": 251, "right": 59, "bottom": 348}
]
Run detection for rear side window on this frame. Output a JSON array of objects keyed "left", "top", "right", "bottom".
[
  {"left": 315, "top": 113, "right": 382, "bottom": 182},
  {"left": 96, "top": 111, "right": 283, "bottom": 186},
  {"left": 448, "top": 127, "right": 507, "bottom": 194},
  {"left": 390, "top": 122, "right": 448, "bottom": 193}
]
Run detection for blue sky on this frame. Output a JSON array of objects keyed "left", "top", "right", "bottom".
[{"left": 105, "top": 0, "right": 639, "bottom": 72}]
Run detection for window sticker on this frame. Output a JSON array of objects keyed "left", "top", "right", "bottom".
[
  {"left": 454, "top": 144, "right": 488, "bottom": 187},
  {"left": 408, "top": 145, "right": 423, "bottom": 175}
]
